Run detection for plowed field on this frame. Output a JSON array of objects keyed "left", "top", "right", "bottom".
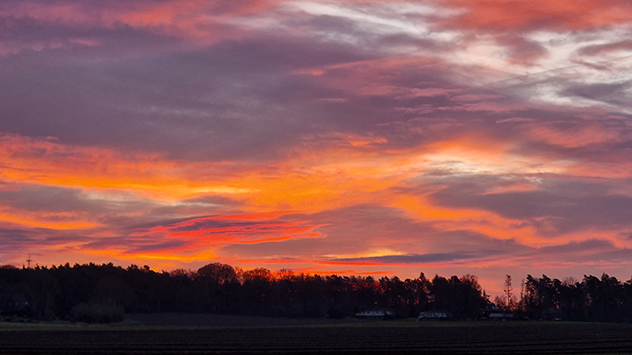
[{"left": 2, "top": 318, "right": 632, "bottom": 354}]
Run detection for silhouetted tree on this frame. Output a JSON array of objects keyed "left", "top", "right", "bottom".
[{"left": 5, "top": 262, "right": 591, "bottom": 322}]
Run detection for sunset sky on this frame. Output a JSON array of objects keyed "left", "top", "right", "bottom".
[{"left": 1, "top": 0, "right": 632, "bottom": 293}]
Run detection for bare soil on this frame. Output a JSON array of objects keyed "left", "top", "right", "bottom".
[
  {"left": 2, "top": 316, "right": 632, "bottom": 354},
  {"left": 125, "top": 313, "right": 360, "bottom": 327}
]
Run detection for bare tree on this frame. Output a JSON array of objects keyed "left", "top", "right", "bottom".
[
  {"left": 519, "top": 278, "right": 525, "bottom": 311},
  {"left": 504, "top": 274, "right": 513, "bottom": 311}
]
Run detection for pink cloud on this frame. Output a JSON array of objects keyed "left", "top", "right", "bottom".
[{"left": 438, "top": 0, "right": 632, "bottom": 31}]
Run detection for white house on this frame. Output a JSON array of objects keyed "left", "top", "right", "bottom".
[
  {"left": 417, "top": 310, "right": 449, "bottom": 320},
  {"left": 488, "top": 312, "right": 514, "bottom": 321},
  {"left": 355, "top": 310, "right": 395, "bottom": 319}
]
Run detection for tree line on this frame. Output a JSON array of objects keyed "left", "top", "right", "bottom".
[
  {"left": 2, "top": 262, "right": 632, "bottom": 323},
  {"left": 499, "top": 274, "right": 632, "bottom": 322},
  {"left": 0, "top": 262, "right": 488, "bottom": 322}
]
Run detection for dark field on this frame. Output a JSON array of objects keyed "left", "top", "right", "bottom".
[{"left": 3, "top": 315, "right": 632, "bottom": 354}]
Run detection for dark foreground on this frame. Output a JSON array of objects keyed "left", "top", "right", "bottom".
[{"left": 2, "top": 316, "right": 632, "bottom": 354}]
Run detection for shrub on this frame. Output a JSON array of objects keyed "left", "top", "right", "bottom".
[{"left": 69, "top": 302, "right": 124, "bottom": 323}]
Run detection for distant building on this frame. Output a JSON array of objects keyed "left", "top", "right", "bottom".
[
  {"left": 417, "top": 310, "right": 450, "bottom": 320},
  {"left": 355, "top": 310, "right": 395, "bottom": 319},
  {"left": 488, "top": 312, "right": 514, "bottom": 321},
  {"left": 480, "top": 306, "right": 513, "bottom": 321}
]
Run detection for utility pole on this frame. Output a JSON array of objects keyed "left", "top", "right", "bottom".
[{"left": 26, "top": 255, "right": 32, "bottom": 269}]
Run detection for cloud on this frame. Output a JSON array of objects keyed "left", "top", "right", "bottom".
[
  {"left": 219, "top": 204, "right": 529, "bottom": 266},
  {"left": 578, "top": 40, "right": 632, "bottom": 56},
  {"left": 129, "top": 212, "right": 325, "bottom": 253},
  {"left": 331, "top": 251, "right": 492, "bottom": 266},
  {"left": 438, "top": 0, "right": 632, "bottom": 32},
  {"left": 0, "top": 0, "right": 280, "bottom": 54},
  {"left": 563, "top": 81, "right": 632, "bottom": 106},
  {"left": 427, "top": 176, "right": 632, "bottom": 236},
  {"left": 0, "top": 222, "right": 92, "bottom": 263},
  {"left": 1, "top": 0, "right": 632, "bottom": 286}
]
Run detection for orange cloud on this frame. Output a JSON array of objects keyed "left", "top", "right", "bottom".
[
  {"left": 0, "top": 129, "right": 586, "bottom": 254},
  {"left": 0, "top": 133, "right": 251, "bottom": 200},
  {"left": 1, "top": 123, "right": 628, "bottom": 276},
  {"left": 0, "top": 209, "right": 96, "bottom": 230},
  {"left": 130, "top": 212, "right": 325, "bottom": 251}
]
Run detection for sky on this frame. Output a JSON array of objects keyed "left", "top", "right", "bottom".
[{"left": 1, "top": 0, "right": 632, "bottom": 293}]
